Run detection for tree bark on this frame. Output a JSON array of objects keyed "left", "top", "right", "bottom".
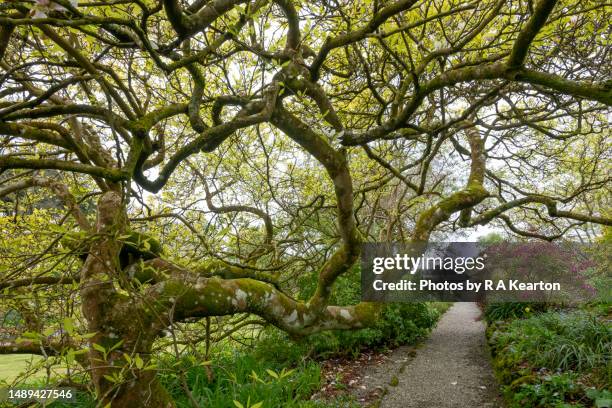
[{"left": 79, "top": 192, "right": 175, "bottom": 407}]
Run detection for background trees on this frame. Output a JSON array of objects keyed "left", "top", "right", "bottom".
[{"left": 0, "top": 0, "right": 610, "bottom": 405}]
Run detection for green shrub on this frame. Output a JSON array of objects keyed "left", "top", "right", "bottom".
[
  {"left": 295, "top": 263, "right": 443, "bottom": 357},
  {"left": 374, "top": 303, "right": 440, "bottom": 345},
  {"left": 509, "top": 372, "right": 584, "bottom": 408},
  {"left": 252, "top": 329, "right": 311, "bottom": 365},
  {"left": 586, "top": 388, "right": 612, "bottom": 408},
  {"left": 488, "top": 308, "right": 612, "bottom": 408},
  {"left": 483, "top": 302, "right": 548, "bottom": 322},
  {"left": 285, "top": 302, "right": 441, "bottom": 358},
  {"left": 492, "top": 310, "right": 610, "bottom": 372}
]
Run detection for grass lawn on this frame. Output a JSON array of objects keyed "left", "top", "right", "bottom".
[{"left": 0, "top": 354, "right": 45, "bottom": 383}]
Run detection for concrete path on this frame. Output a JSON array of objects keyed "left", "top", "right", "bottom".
[{"left": 381, "top": 303, "right": 502, "bottom": 408}]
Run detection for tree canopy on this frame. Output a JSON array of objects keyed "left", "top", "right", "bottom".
[{"left": 0, "top": 0, "right": 610, "bottom": 406}]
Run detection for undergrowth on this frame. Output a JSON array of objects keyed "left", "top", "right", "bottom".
[{"left": 487, "top": 306, "right": 611, "bottom": 408}]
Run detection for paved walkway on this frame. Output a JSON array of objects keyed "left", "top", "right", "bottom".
[{"left": 381, "top": 303, "right": 502, "bottom": 408}]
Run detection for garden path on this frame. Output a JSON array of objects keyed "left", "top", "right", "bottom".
[{"left": 380, "top": 302, "right": 502, "bottom": 408}]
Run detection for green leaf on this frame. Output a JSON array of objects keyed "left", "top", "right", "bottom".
[
  {"left": 109, "top": 339, "right": 124, "bottom": 352},
  {"left": 250, "top": 370, "right": 264, "bottom": 383},
  {"left": 279, "top": 368, "right": 294, "bottom": 378},
  {"left": 43, "top": 327, "right": 56, "bottom": 337},
  {"left": 65, "top": 349, "right": 75, "bottom": 364},
  {"left": 21, "top": 331, "right": 42, "bottom": 339},
  {"left": 103, "top": 374, "right": 117, "bottom": 383},
  {"left": 63, "top": 317, "right": 74, "bottom": 335},
  {"left": 135, "top": 354, "right": 144, "bottom": 369},
  {"left": 233, "top": 401, "right": 244, "bottom": 408},
  {"left": 92, "top": 343, "right": 106, "bottom": 353}
]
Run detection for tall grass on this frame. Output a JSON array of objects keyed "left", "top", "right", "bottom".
[
  {"left": 492, "top": 310, "right": 611, "bottom": 372},
  {"left": 157, "top": 351, "right": 323, "bottom": 408},
  {"left": 483, "top": 302, "right": 549, "bottom": 322}
]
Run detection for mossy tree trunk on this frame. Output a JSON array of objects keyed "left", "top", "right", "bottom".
[
  {"left": 78, "top": 190, "right": 377, "bottom": 407},
  {"left": 78, "top": 192, "right": 174, "bottom": 407}
]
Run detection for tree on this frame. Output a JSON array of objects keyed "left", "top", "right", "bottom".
[{"left": 0, "top": 0, "right": 610, "bottom": 405}]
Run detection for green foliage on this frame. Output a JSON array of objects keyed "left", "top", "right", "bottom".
[
  {"left": 156, "top": 351, "right": 322, "bottom": 408},
  {"left": 488, "top": 308, "right": 612, "bottom": 408},
  {"left": 490, "top": 310, "right": 610, "bottom": 372},
  {"left": 581, "top": 237, "right": 612, "bottom": 303},
  {"left": 586, "top": 389, "right": 612, "bottom": 408},
  {"left": 254, "top": 301, "right": 442, "bottom": 361},
  {"left": 483, "top": 302, "right": 549, "bottom": 322},
  {"left": 290, "top": 303, "right": 439, "bottom": 358},
  {"left": 0, "top": 309, "right": 22, "bottom": 327},
  {"left": 117, "top": 230, "right": 164, "bottom": 259},
  {"left": 0, "top": 368, "right": 97, "bottom": 408},
  {"left": 47, "top": 392, "right": 96, "bottom": 408},
  {"left": 296, "top": 264, "right": 442, "bottom": 357},
  {"left": 290, "top": 395, "right": 359, "bottom": 408},
  {"left": 252, "top": 329, "right": 310, "bottom": 365},
  {"left": 365, "top": 303, "right": 440, "bottom": 348},
  {"left": 509, "top": 372, "right": 585, "bottom": 408},
  {"left": 477, "top": 232, "right": 506, "bottom": 245}
]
